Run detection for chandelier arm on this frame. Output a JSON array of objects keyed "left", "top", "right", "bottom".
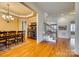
[{"left": 8, "top": 3, "right": 9, "bottom": 20}]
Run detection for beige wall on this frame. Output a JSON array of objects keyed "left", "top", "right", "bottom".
[
  {"left": 28, "top": 16, "right": 36, "bottom": 25},
  {"left": 0, "top": 16, "right": 19, "bottom": 31}
]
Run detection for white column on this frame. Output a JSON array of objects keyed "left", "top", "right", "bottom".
[
  {"left": 73, "top": 3, "right": 79, "bottom": 54},
  {"left": 19, "top": 19, "right": 27, "bottom": 40},
  {"left": 37, "top": 12, "right": 45, "bottom": 43}
]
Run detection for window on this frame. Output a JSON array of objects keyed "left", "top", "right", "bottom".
[
  {"left": 70, "top": 21, "right": 75, "bottom": 49},
  {"left": 70, "top": 23, "right": 75, "bottom": 32}
]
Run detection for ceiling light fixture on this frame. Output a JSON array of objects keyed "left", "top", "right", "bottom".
[{"left": 2, "top": 3, "right": 14, "bottom": 23}]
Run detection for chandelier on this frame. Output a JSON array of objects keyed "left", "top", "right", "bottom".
[{"left": 2, "top": 3, "right": 14, "bottom": 23}]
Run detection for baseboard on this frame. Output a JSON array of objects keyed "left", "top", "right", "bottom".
[
  {"left": 72, "top": 49, "right": 79, "bottom": 56},
  {"left": 37, "top": 39, "right": 44, "bottom": 44},
  {"left": 45, "top": 39, "right": 56, "bottom": 43},
  {"left": 58, "top": 37, "right": 70, "bottom": 40}
]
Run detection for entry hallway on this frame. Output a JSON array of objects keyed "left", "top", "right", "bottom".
[{"left": 0, "top": 39, "right": 75, "bottom": 57}]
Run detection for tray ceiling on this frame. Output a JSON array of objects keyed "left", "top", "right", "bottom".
[{"left": 0, "top": 2, "right": 33, "bottom": 17}]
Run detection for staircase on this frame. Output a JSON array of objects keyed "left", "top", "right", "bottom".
[{"left": 44, "top": 22, "right": 57, "bottom": 42}]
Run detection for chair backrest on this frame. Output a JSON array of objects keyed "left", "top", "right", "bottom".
[
  {"left": 18, "top": 31, "right": 23, "bottom": 35},
  {"left": 0, "top": 31, "right": 7, "bottom": 37},
  {"left": 17, "top": 31, "right": 25, "bottom": 37},
  {"left": 0, "top": 31, "right": 25, "bottom": 38},
  {"left": 7, "top": 31, "right": 16, "bottom": 37}
]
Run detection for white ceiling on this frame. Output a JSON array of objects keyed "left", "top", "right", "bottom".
[
  {"left": 0, "top": 2, "right": 74, "bottom": 17},
  {"left": 34, "top": 2, "right": 74, "bottom": 16},
  {"left": 0, "top": 2, "right": 33, "bottom": 17}
]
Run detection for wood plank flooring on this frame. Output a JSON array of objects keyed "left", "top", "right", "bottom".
[{"left": 0, "top": 38, "right": 75, "bottom": 57}]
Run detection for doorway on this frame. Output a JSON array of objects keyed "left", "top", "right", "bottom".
[{"left": 70, "top": 21, "right": 75, "bottom": 50}]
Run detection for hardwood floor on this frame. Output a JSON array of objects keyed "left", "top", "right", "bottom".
[{"left": 0, "top": 38, "right": 75, "bottom": 57}]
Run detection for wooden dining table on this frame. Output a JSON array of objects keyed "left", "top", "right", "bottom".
[{"left": 0, "top": 31, "right": 25, "bottom": 50}]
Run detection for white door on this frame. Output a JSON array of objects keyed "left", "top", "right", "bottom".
[{"left": 70, "top": 21, "right": 75, "bottom": 50}]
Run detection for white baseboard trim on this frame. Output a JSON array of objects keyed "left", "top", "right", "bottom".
[
  {"left": 45, "top": 39, "right": 56, "bottom": 43},
  {"left": 37, "top": 39, "right": 44, "bottom": 44},
  {"left": 58, "top": 37, "right": 70, "bottom": 39},
  {"left": 72, "top": 49, "right": 79, "bottom": 55}
]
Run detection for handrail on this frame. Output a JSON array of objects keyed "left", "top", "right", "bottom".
[
  {"left": 44, "top": 22, "right": 57, "bottom": 38},
  {"left": 44, "top": 22, "right": 54, "bottom": 30}
]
